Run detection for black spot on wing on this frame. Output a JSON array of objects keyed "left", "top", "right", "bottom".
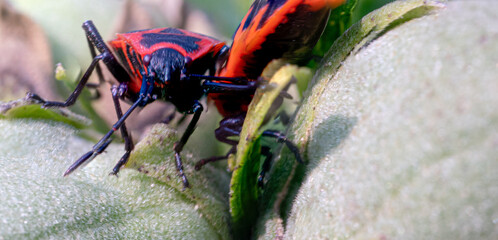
[
  {"left": 241, "top": 4, "right": 329, "bottom": 79},
  {"left": 159, "top": 28, "right": 185, "bottom": 35},
  {"left": 113, "top": 47, "right": 131, "bottom": 73},
  {"left": 242, "top": 0, "right": 265, "bottom": 30},
  {"left": 126, "top": 44, "right": 144, "bottom": 75},
  {"left": 257, "top": 0, "right": 288, "bottom": 29},
  {"left": 140, "top": 33, "right": 201, "bottom": 53},
  {"left": 241, "top": 0, "right": 287, "bottom": 30}
]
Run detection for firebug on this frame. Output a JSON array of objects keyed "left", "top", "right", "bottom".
[
  {"left": 199, "top": 0, "right": 346, "bottom": 184},
  {"left": 28, "top": 21, "right": 256, "bottom": 188},
  {"left": 26, "top": 0, "right": 346, "bottom": 189}
]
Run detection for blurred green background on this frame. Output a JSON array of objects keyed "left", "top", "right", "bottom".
[
  {"left": 7, "top": 0, "right": 395, "bottom": 66},
  {"left": 186, "top": 0, "right": 395, "bottom": 37},
  {"left": 1, "top": 0, "right": 396, "bottom": 164}
]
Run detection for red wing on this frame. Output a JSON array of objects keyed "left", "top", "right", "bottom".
[
  {"left": 110, "top": 28, "right": 225, "bottom": 60},
  {"left": 220, "top": 0, "right": 345, "bottom": 79},
  {"left": 109, "top": 28, "right": 226, "bottom": 93}
]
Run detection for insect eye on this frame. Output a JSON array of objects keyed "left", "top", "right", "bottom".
[
  {"left": 184, "top": 56, "right": 192, "bottom": 66},
  {"left": 143, "top": 54, "right": 152, "bottom": 68}
]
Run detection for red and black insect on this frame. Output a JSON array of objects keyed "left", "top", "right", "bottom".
[
  {"left": 198, "top": 0, "right": 346, "bottom": 184},
  {"left": 208, "top": 0, "right": 345, "bottom": 117},
  {"left": 27, "top": 0, "right": 345, "bottom": 188},
  {"left": 28, "top": 21, "right": 257, "bottom": 188}
]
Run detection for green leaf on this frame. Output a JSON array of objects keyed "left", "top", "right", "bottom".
[
  {"left": 255, "top": 0, "right": 498, "bottom": 239},
  {"left": 0, "top": 119, "right": 231, "bottom": 239},
  {"left": 0, "top": 97, "right": 89, "bottom": 129},
  {"left": 53, "top": 63, "right": 110, "bottom": 134},
  {"left": 312, "top": 0, "right": 358, "bottom": 58},
  {"left": 229, "top": 62, "right": 312, "bottom": 238},
  {"left": 4, "top": 1, "right": 497, "bottom": 239},
  {"left": 229, "top": 135, "right": 264, "bottom": 239}
]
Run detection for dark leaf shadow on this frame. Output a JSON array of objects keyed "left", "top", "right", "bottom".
[
  {"left": 280, "top": 114, "right": 358, "bottom": 222},
  {"left": 256, "top": 114, "right": 357, "bottom": 238}
]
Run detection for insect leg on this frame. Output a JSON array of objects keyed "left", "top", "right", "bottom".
[
  {"left": 27, "top": 54, "right": 105, "bottom": 108},
  {"left": 109, "top": 84, "right": 135, "bottom": 176},
  {"left": 202, "top": 80, "right": 257, "bottom": 93},
  {"left": 257, "top": 146, "right": 272, "bottom": 188},
  {"left": 191, "top": 74, "right": 249, "bottom": 84},
  {"left": 262, "top": 130, "right": 303, "bottom": 164},
  {"left": 173, "top": 101, "right": 204, "bottom": 189},
  {"left": 82, "top": 21, "right": 130, "bottom": 84},
  {"left": 257, "top": 131, "right": 303, "bottom": 188},
  {"left": 195, "top": 114, "right": 244, "bottom": 170},
  {"left": 27, "top": 21, "right": 129, "bottom": 107},
  {"left": 63, "top": 95, "right": 145, "bottom": 176},
  {"left": 82, "top": 32, "right": 106, "bottom": 99},
  {"left": 195, "top": 146, "right": 236, "bottom": 171}
]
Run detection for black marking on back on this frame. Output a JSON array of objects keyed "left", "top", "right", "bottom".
[
  {"left": 159, "top": 28, "right": 185, "bottom": 35},
  {"left": 140, "top": 33, "right": 201, "bottom": 53},
  {"left": 126, "top": 45, "right": 144, "bottom": 76},
  {"left": 242, "top": 4, "right": 330, "bottom": 79},
  {"left": 257, "top": 0, "right": 288, "bottom": 29},
  {"left": 114, "top": 47, "right": 133, "bottom": 75},
  {"left": 242, "top": 0, "right": 287, "bottom": 31}
]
